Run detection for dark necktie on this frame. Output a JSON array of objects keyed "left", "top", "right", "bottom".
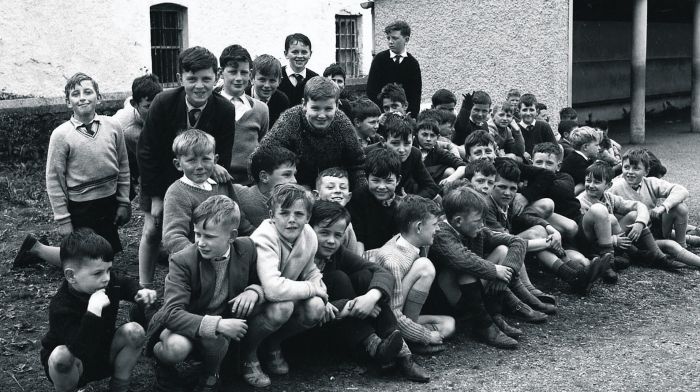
[
  {"left": 527, "top": 125, "right": 534, "bottom": 132},
  {"left": 292, "top": 74, "right": 303, "bottom": 86},
  {"left": 188, "top": 108, "right": 201, "bottom": 127},
  {"left": 82, "top": 122, "right": 94, "bottom": 136},
  {"left": 393, "top": 55, "right": 401, "bottom": 64}
]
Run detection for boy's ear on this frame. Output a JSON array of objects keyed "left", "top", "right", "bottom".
[
  {"left": 129, "top": 97, "right": 138, "bottom": 109},
  {"left": 415, "top": 220, "right": 422, "bottom": 234},
  {"left": 605, "top": 181, "right": 613, "bottom": 190},
  {"left": 173, "top": 158, "right": 183, "bottom": 172},
  {"left": 312, "top": 189, "right": 320, "bottom": 199},
  {"left": 229, "top": 228, "right": 238, "bottom": 242},
  {"left": 214, "top": 154, "right": 219, "bottom": 165},
  {"left": 396, "top": 175, "right": 402, "bottom": 184},
  {"left": 404, "top": 36, "right": 410, "bottom": 44},
  {"left": 64, "top": 268, "right": 76, "bottom": 283},
  {"left": 259, "top": 170, "right": 269, "bottom": 184},
  {"left": 176, "top": 73, "right": 183, "bottom": 85}
]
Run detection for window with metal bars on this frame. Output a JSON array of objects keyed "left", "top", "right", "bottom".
[
  {"left": 335, "top": 15, "right": 361, "bottom": 78},
  {"left": 150, "top": 4, "right": 186, "bottom": 86}
]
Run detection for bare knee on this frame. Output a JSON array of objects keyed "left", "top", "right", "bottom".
[
  {"left": 533, "top": 198, "right": 555, "bottom": 218},
  {"left": 440, "top": 317, "right": 456, "bottom": 339},
  {"left": 120, "top": 322, "right": 146, "bottom": 347},
  {"left": 157, "top": 333, "right": 192, "bottom": 364},
  {"left": 265, "top": 301, "right": 295, "bottom": 326},
  {"left": 49, "top": 346, "right": 78, "bottom": 374},
  {"left": 491, "top": 245, "right": 509, "bottom": 262},
  {"left": 142, "top": 217, "right": 161, "bottom": 242},
  {"left": 412, "top": 257, "right": 435, "bottom": 279},
  {"left": 520, "top": 225, "right": 547, "bottom": 240},
  {"left": 299, "top": 297, "right": 325, "bottom": 325},
  {"left": 589, "top": 203, "right": 608, "bottom": 219},
  {"left": 671, "top": 202, "right": 688, "bottom": 217}
]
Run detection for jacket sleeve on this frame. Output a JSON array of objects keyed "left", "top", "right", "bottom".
[
  {"left": 609, "top": 193, "right": 650, "bottom": 224},
  {"left": 213, "top": 101, "right": 236, "bottom": 172},
  {"left": 483, "top": 204, "right": 508, "bottom": 233},
  {"left": 137, "top": 92, "right": 167, "bottom": 197},
  {"left": 429, "top": 230, "right": 500, "bottom": 280},
  {"left": 365, "top": 54, "right": 383, "bottom": 105},
  {"left": 482, "top": 229, "right": 526, "bottom": 273},
  {"left": 336, "top": 247, "right": 395, "bottom": 299},
  {"left": 49, "top": 299, "right": 104, "bottom": 362},
  {"left": 338, "top": 112, "right": 368, "bottom": 190},
  {"left": 113, "top": 121, "right": 131, "bottom": 207},
  {"left": 406, "top": 57, "right": 422, "bottom": 118},
  {"left": 411, "top": 149, "right": 440, "bottom": 199}
]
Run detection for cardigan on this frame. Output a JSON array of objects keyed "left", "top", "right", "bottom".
[
  {"left": 245, "top": 86, "right": 290, "bottom": 128},
  {"left": 346, "top": 185, "right": 399, "bottom": 250},
  {"left": 251, "top": 219, "right": 322, "bottom": 302},
  {"left": 234, "top": 184, "right": 270, "bottom": 229},
  {"left": 560, "top": 151, "right": 593, "bottom": 186},
  {"left": 577, "top": 191, "right": 650, "bottom": 224},
  {"left": 229, "top": 95, "right": 269, "bottom": 180},
  {"left": 137, "top": 87, "right": 235, "bottom": 198},
  {"left": 517, "top": 120, "right": 557, "bottom": 156},
  {"left": 278, "top": 66, "right": 319, "bottom": 106},
  {"left": 46, "top": 115, "right": 130, "bottom": 228},
  {"left": 259, "top": 105, "right": 367, "bottom": 190},
  {"left": 366, "top": 49, "right": 422, "bottom": 117},
  {"left": 609, "top": 176, "right": 689, "bottom": 212},
  {"left": 365, "top": 143, "right": 440, "bottom": 199}
]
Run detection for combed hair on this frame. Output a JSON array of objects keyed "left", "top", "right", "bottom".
[
  {"left": 533, "top": 142, "right": 563, "bottom": 160},
  {"left": 132, "top": 74, "right": 162, "bottom": 103},
  {"left": 492, "top": 101, "right": 514, "bottom": 115},
  {"left": 378, "top": 83, "right": 407, "bottom": 105},
  {"left": 559, "top": 107, "right": 578, "bottom": 121},
  {"left": 365, "top": 147, "right": 401, "bottom": 179},
  {"left": 269, "top": 183, "right": 314, "bottom": 214},
  {"left": 570, "top": 126, "right": 600, "bottom": 150},
  {"left": 442, "top": 178, "right": 474, "bottom": 194},
  {"left": 417, "top": 108, "right": 442, "bottom": 123},
  {"left": 303, "top": 76, "right": 339, "bottom": 102},
  {"left": 494, "top": 157, "right": 521, "bottom": 183},
  {"left": 472, "top": 90, "right": 492, "bottom": 106},
  {"left": 172, "top": 129, "right": 215, "bottom": 157},
  {"left": 315, "top": 167, "right": 349, "bottom": 190},
  {"left": 395, "top": 195, "right": 441, "bottom": 233},
  {"left": 431, "top": 89, "right": 457, "bottom": 106},
  {"left": 381, "top": 112, "right": 415, "bottom": 142},
  {"left": 193, "top": 195, "right": 241, "bottom": 229},
  {"left": 558, "top": 120, "right": 578, "bottom": 137},
  {"left": 440, "top": 110, "right": 457, "bottom": 125},
  {"left": 621, "top": 148, "right": 651, "bottom": 171},
  {"left": 249, "top": 145, "right": 297, "bottom": 183},
  {"left": 464, "top": 130, "right": 496, "bottom": 153},
  {"left": 384, "top": 20, "right": 411, "bottom": 36},
  {"left": 506, "top": 88, "right": 521, "bottom": 99},
  {"left": 442, "top": 186, "right": 487, "bottom": 219},
  {"left": 351, "top": 98, "right": 381, "bottom": 122},
  {"left": 323, "top": 63, "right": 346, "bottom": 79},
  {"left": 65, "top": 72, "right": 100, "bottom": 100},
  {"left": 416, "top": 119, "right": 439, "bottom": 136},
  {"left": 519, "top": 93, "right": 537, "bottom": 107},
  {"left": 179, "top": 46, "right": 218, "bottom": 74},
  {"left": 464, "top": 159, "right": 497, "bottom": 180},
  {"left": 586, "top": 160, "right": 614, "bottom": 184},
  {"left": 536, "top": 102, "right": 548, "bottom": 112},
  {"left": 60, "top": 228, "right": 113, "bottom": 268},
  {"left": 252, "top": 54, "right": 282, "bottom": 79},
  {"left": 285, "top": 33, "right": 312, "bottom": 51},
  {"left": 219, "top": 44, "right": 253, "bottom": 69},
  {"left": 309, "top": 200, "right": 351, "bottom": 228}
]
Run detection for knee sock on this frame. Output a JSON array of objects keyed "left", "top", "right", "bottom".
[
  {"left": 362, "top": 333, "right": 381, "bottom": 357},
  {"left": 672, "top": 247, "right": 700, "bottom": 268},
  {"left": 510, "top": 276, "right": 545, "bottom": 308},
  {"left": 596, "top": 242, "right": 614, "bottom": 257},
  {"left": 109, "top": 376, "right": 131, "bottom": 392},
  {"left": 397, "top": 340, "right": 411, "bottom": 358},
  {"left": 635, "top": 228, "right": 665, "bottom": 259},
  {"left": 552, "top": 258, "right": 584, "bottom": 283},
  {"left": 456, "top": 282, "right": 493, "bottom": 330},
  {"left": 518, "top": 264, "right": 541, "bottom": 295},
  {"left": 403, "top": 289, "right": 429, "bottom": 322},
  {"left": 202, "top": 338, "right": 229, "bottom": 376}
]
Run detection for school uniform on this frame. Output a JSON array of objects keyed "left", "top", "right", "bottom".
[
  {"left": 517, "top": 119, "right": 557, "bottom": 156},
  {"left": 246, "top": 86, "right": 290, "bottom": 128},
  {"left": 366, "top": 49, "right": 422, "bottom": 118},
  {"left": 560, "top": 151, "right": 593, "bottom": 186},
  {"left": 278, "top": 66, "right": 319, "bottom": 106}
]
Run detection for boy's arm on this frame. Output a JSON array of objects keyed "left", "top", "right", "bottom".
[
  {"left": 365, "top": 55, "right": 382, "bottom": 105},
  {"left": 406, "top": 58, "right": 422, "bottom": 117},
  {"left": 114, "top": 122, "right": 131, "bottom": 207},
  {"left": 483, "top": 229, "right": 526, "bottom": 273},
  {"left": 112, "top": 272, "right": 142, "bottom": 302},
  {"left": 342, "top": 223, "right": 363, "bottom": 256},
  {"left": 430, "top": 229, "right": 500, "bottom": 280},
  {"left": 337, "top": 247, "right": 394, "bottom": 299},
  {"left": 541, "top": 122, "right": 557, "bottom": 144},
  {"left": 509, "top": 126, "right": 526, "bottom": 157},
  {"left": 436, "top": 147, "right": 466, "bottom": 169},
  {"left": 213, "top": 106, "right": 236, "bottom": 173},
  {"left": 227, "top": 183, "right": 255, "bottom": 236},
  {"left": 162, "top": 186, "right": 194, "bottom": 254},
  {"left": 259, "top": 103, "right": 270, "bottom": 140},
  {"left": 45, "top": 129, "right": 71, "bottom": 230},
  {"left": 339, "top": 113, "right": 368, "bottom": 190},
  {"left": 483, "top": 204, "right": 508, "bottom": 233},
  {"left": 411, "top": 150, "right": 440, "bottom": 199},
  {"left": 647, "top": 177, "right": 689, "bottom": 210},
  {"left": 609, "top": 193, "right": 650, "bottom": 224},
  {"left": 48, "top": 300, "right": 105, "bottom": 363},
  {"left": 137, "top": 94, "right": 165, "bottom": 197}
]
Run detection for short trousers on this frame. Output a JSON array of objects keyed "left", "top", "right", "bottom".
[
  {"left": 68, "top": 194, "right": 122, "bottom": 253},
  {"left": 41, "top": 344, "right": 113, "bottom": 388}
]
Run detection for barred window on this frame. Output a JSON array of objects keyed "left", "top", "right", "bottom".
[
  {"left": 335, "top": 15, "right": 361, "bottom": 78},
  {"left": 150, "top": 4, "right": 186, "bottom": 86}
]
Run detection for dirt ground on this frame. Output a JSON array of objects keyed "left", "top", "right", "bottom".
[{"left": 1, "top": 120, "right": 700, "bottom": 391}]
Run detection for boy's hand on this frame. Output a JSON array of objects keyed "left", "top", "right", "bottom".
[
  {"left": 58, "top": 222, "right": 73, "bottom": 237},
  {"left": 320, "top": 303, "right": 338, "bottom": 325},
  {"left": 614, "top": 234, "right": 633, "bottom": 250},
  {"left": 369, "top": 304, "right": 381, "bottom": 318},
  {"left": 151, "top": 197, "right": 164, "bottom": 226},
  {"left": 134, "top": 288, "right": 157, "bottom": 306},
  {"left": 428, "top": 330, "right": 443, "bottom": 345},
  {"left": 114, "top": 205, "right": 131, "bottom": 226},
  {"left": 216, "top": 318, "right": 248, "bottom": 341},
  {"left": 627, "top": 222, "right": 645, "bottom": 242},
  {"left": 315, "top": 282, "right": 329, "bottom": 303},
  {"left": 229, "top": 290, "right": 258, "bottom": 318},
  {"left": 212, "top": 164, "right": 233, "bottom": 184},
  {"left": 87, "top": 289, "right": 110, "bottom": 317},
  {"left": 495, "top": 265, "right": 513, "bottom": 283},
  {"left": 650, "top": 206, "right": 666, "bottom": 219},
  {"left": 349, "top": 289, "right": 382, "bottom": 319},
  {"left": 338, "top": 300, "right": 354, "bottom": 319}
]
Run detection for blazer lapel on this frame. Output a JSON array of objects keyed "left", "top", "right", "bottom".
[
  {"left": 174, "top": 88, "right": 189, "bottom": 131},
  {"left": 228, "top": 243, "right": 250, "bottom": 299},
  {"left": 198, "top": 252, "right": 215, "bottom": 308}
]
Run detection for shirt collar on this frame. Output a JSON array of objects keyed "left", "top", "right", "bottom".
[
  {"left": 390, "top": 49, "right": 408, "bottom": 58},
  {"left": 179, "top": 174, "right": 216, "bottom": 191},
  {"left": 519, "top": 119, "right": 535, "bottom": 129},
  {"left": 490, "top": 194, "right": 509, "bottom": 215},
  {"left": 286, "top": 66, "right": 307, "bottom": 79},
  {"left": 185, "top": 96, "right": 207, "bottom": 113},
  {"left": 209, "top": 246, "right": 231, "bottom": 262},
  {"left": 69, "top": 115, "right": 99, "bottom": 128},
  {"left": 396, "top": 235, "right": 420, "bottom": 254}
]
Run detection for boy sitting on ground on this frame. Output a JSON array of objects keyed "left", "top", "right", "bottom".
[
  {"left": 557, "top": 120, "right": 578, "bottom": 158},
  {"left": 378, "top": 82, "right": 409, "bottom": 116},
  {"left": 41, "top": 229, "right": 156, "bottom": 392},
  {"left": 454, "top": 90, "right": 491, "bottom": 149},
  {"left": 516, "top": 93, "right": 557, "bottom": 157},
  {"left": 560, "top": 126, "right": 600, "bottom": 194},
  {"left": 314, "top": 167, "right": 363, "bottom": 255},
  {"left": 416, "top": 108, "right": 461, "bottom": 157},
  {"left": 351, "top": 97, "right": 384, "bottom": 148},
  {"left": 150, "top": 195, "right": 260, "bottom": 392},
  {"left": 413, "top": 118, "right": 466, "bottom": 185}
]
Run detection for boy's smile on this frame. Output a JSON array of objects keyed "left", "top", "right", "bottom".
[
  {"left": 67, "top": 80, "right": 99, "bottom": 121},
  {"left": 313, "top": 218, "right": 348, "bottom": 258},
  {"left": 386, "top": 135, "right": 412, "bottom": 162},
  {"left": 622, "top": 159, "right": 647, "bottom": 188},
  {"left": 194, "top": 220, "right": 236, "bottom": 259},
  {"left": 253, "top": 73, "right": 279, "bottom": 101},
  {"left": 470, "top": 103, "right": 490, "bottom": 124},
  {"left": 285, "top": 41, "right": 311, "bottom": 73},
  {"left": 368, "top": 174, "right": 398, "bottom": 202},
  {"left": 272, "top": 199, "right": 310, "bottom": 243},
  {"left": 584, "top": 174, "right": 609, "bottom": 200},
  {"left": 468, "top": 144, "right": 496, "bottom": 162},
  {"left": 317, "top": 176, "right": 351, "bottom": 206},
  {"left": 493, "top": 109, "right": 513, "bottom": 128},
  {"left": 520, "top": 104, "right": 537, "bottom": 124},
  {"left": 222, "top": 62, "right": 251, "bottom": 98},
  {"left": 532, "top": 152, "right": 560, "bottom": 173},
  {"left": 174, "top": 151, "right": 217, "bottom": 184},
  {"left": 356, "top": 116, "right": 379, "bottom": 138},
  {"left": 303, "top": 98, "right": 336, "bottom": 131},
  {"left": 180, "top": 68, "right": 217, "bottom": 107}
]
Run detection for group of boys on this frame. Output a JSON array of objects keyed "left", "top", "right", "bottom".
[{"left": 13, "top": 19, "right": 700, "bottom": 392}]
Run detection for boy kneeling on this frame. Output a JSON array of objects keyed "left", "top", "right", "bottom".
[{"left": 41, "top": 229, "right": 156, "bottom": 392}]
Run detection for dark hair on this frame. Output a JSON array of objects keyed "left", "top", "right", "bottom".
[
  {"left": 586, "top": 160, "right": 614, "bottom": 184},
  {"left": 365, "top": 147, "right": 401, "bottom": 179},
  {"left": 250, "top": 145, "right": 297, "bottom": 183},
  {"left": 193, "top": 195, "right": 241, "bottom": 229},
  {"left": 416, "top": 119, "right": 439, "bottom": 136},
  {"left": 285, "top": 33, "right": 312, "bottom": 52},
  {"left": 492, "top": 101, "right": 514, "bottom": 115},
  {"left": 439, "top": 110, "right": 457, "bottom": 125},
  {"left": 621, "top": 148, "right": 651, "bottom": 171},
  {"left": 464, "top": 130, "right": 496, "bottom": 153},
  {"left": 442, "top": 186, "right": 487, "bottom": 219},
  {"left": 559, "top": 107, "right": 578, "bottom": 121},
  {"left": 519, "top": 93, "right": 537, "bottom": 108},
  {"left": 64, "top": 72, "right": 99, "bottom": 100},
  {"left": 558, "top": 120, "right": 578, "bottom": 137},
  {"left": 536, "top": 102, "right": 548, "bottom": 112},
  {"left": 269, "top": 183, "right": 314, "bottom": 214},
  {"left": 382, "top": 112, "right": 415, "bottom": 142},
  {"left": 472, "top": 90, "right": 492, "bottom": 106},
  {"left": 494, "top": 158, "right": 521, "bottom": 183},
  {"left": 351, "top": 98, "right": 381, "bottom": 122},
  {"left": 219, "top": 44, "right": 253, "bottom": 69},
  {"left": 532, "top": 142, "right": 562, "bottom": 160},
  {"left": 464, "top": 159, "right": 497, "bottom": 180},
  {"left": 315, "top": 167, "right": 349, "bottom": 190},
  {"left": 417, "top": 108, "right": 442, "bottom": 124},
  {"left": 442, "top": 178, "right": 473, "bottom": 194},
  {"left": 310, "top": 200, "right": 350, "bottom": 228},
  {"left": 643, "top": 148, "right": 666, "bottom": 178},
  {"left": 395, "top": 195, "right": 440, "bottom": 233},
  {"left": 252, "top": 54, "right": 282, "bottom": 79},
  {"left": 431, "top": 89, "right": 457, "bottom": 106},
  {"left": 132, "top": 74, "right": 162, "bottom": 103},
  {"left": 378, "top": 83, "right": 407, "bottom": 106},
  {"left": 507, "top": 89, "right": 521, "bottom": 99},
  {"left": 384, "top": 20, "right": 411, "bottom": 36},
  {"left": 303, "top": 76, "right": 339, "bottom": 101},
  {"left": 60, "top": 228, "right": 113, "bottom": 268},
  {"left": 323, "top": 63, "right": 346, "bottom": 80},
  {"left": 179, "top": 46, "right": 218, "bottom": 74},
  {"left": 591, "top": 119, "right": 609, "bottom": 131}
]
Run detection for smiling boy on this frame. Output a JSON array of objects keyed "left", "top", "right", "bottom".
[
  {"left": 516, "top": 94, "right": 556, "bottom": 157},
  {"left": 246, "top": 54, "right": 290, "bottom": 127},
  {"left": 278, "top": 33, "right": 319, "bottom": 106}
]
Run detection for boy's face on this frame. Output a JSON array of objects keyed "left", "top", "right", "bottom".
[
  {"left": 519, "top": 104, "right": 537, "bottom": 124},
  {"left": 262, "top": 163, "right": 297, "bottom": 189},
  {"left": 285, "top": 41, "right": 311, "bottom": 73},
  {"left": 491, "top": 176, "right": 518, "bottom": 208},
  {"left": 537, "top": 109, "right": 550, "bottom": 123},
  {"left": 173, "top": 151, "right": 217, "bottom": 184},
  {"left": 470, "top": 103, "right": 490, "bottom": 124},
  {"left": 131, "top": 97, "right": 153, "bottom": 121},
  {"left": 67, "top": 80, "right": 99, "bottom": 119},
  {"left": 386, "top": 135, "right": 412, "bottom": 162},
  {"left": 313, "top": 218, "right": 348, "bottom": 258},
  {"left": 67, "top": 258, "right": 112, "bottom": 295},
  {"left": 368, "top": 174, "right": 399, "bottom": 202},
  {"left": 468, "top": 144, "right": 497, "bottom": 162},
  {"left": 492, "top": 109, "right": 513, "bottom": 128},
  {"left": 437, "top": 122, "right": 454, "bottom": 139},
  {"left": 194, "top": 220, "right": 237, "bottom": 260},
  {"left": 179, "top": 68, "right": 217, "bottom": 107},
  {"left": 328, "top": 75, "right": 345, "bottom": 91},
  {"left": 508, "top": 96, "right": 520, "bottom": 108},
  {"left": 355, "top": 116, "right": 380, "bottom": 138},
  {"left": 415, "top": 214, "right": 439, "bottom": 247},
  {"left": 469, "top": 171, "right": 496, "bottom": 196},
  {"left": 271, "top": 199, "right": 310, "bottom": 243},
  {"left": 532, "top": 152, "right": 560, "bottom": 173},
  {"left": 433, "top": 102, "right": 455, "bottom": 112},
  {"left": 303, "top": 98, "right": 337, "bottom": 131},
  {"left": 416, "top": 128, "right": 438, "bottom": 150},
  {"left": 452, "top": 210, "right": 484, "bottom": 239},
  {"left": 253, "top": 72, "right": 280, "bottom": 101},
  {"left": 382, "top": 98, "right": 407, "bottom": 114},
  {"left": 316, "top": 175, "right": 351, "bottom": 206},
  {"left": 581, "top": 140, "right": 601, "bottom": 159},
  {"left": 622, "top": 159, "right": 647, "bottom": 187},
  {"left": 584, "top": 173, "right": 610, "bottom": 200},
  {"left": 221, "top": 61, "right": 251, "bottom": 98},
  {"left": 386, "top": 30, "right": 408, "bottom": 54}
]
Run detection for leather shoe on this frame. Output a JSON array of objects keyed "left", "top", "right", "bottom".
[
  {"left": 397, "top": 355, "right": 430, "bottom": 383},
  {"left": 575, "top": 253, "right": 611, "bottom": 295},
  {"left": 602, "top": 267, "right": 618, "bottom": 284},
  {"left": 474, "top": 324, "right": 518, "bottom": 349},
  {"left": 492, "top": 314, "right": 523, "bottom": 339},
  {"left": 506, "top": 302, "right": 547, "bottom": 324},
  {"left": 193, "top": 374, "right": 219, "bottom": 392},
  {"left": 266, "top": 350, "right": 289, "bottom": 375},
  {"left": 613, "top": 255, "right": 631, "bottom": 271},
  {"left": 13, "top": 233, "right": 43, "bottom": 269},
  {"left": 154, "top": 360, "right": 183, "bottom": 392},
  {"left": 374, "top": 330, "right": 403, "bottom": 366},
  {"left": 530, "top": 300, "right": 557, "bottom": 315},
  {"left": 652, "top": 255, "right": 685, "bottom": 272},
  {"left": 242, "top": 361, "right": 271, "bottom": 388},
  {"left": 408, "top": 342, "right": 445, "bottom": 356}
]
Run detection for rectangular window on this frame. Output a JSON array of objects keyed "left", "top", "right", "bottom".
[
  {"left": 150, "top": 4, "right": 185, "bottom": 86},
  {"left": 336, "top": 15, "right": 361, "bottom": 78}
]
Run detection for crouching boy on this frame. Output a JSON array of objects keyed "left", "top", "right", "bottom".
[{"left": 41, "top": 229, "right": 155, "bottom": 392}]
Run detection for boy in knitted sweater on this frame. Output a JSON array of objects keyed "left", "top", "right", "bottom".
[
  {"left": 162, "top": 129, "right": 253, "bottom": 255},
  {"left": 244, "top": 184, "right": 326, "bottom": 387},
  {"left": 149, "top": 196, "right": 260, "bottom": 392},
  {"left": 375, "top": 195, "right": 455, "bottom": 355}
]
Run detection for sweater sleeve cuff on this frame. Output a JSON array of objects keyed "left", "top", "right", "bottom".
[
  {"left": 198, "top": 315, "right": 221, "bottom": 339},
  {"left": 245, "top": 285, "right": 265, "bottom": 304}
]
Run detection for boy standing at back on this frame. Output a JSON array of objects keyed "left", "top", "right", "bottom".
[
  {"left": 367, "top": 20, "right": 422, "bottom": 117},
  {"left": 278, "top": 33, "right": 319, "bottom": 106},
  {"left": 246, "top": 54, "right": 290, "bottom": 127}
]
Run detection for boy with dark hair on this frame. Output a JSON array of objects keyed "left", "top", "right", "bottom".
[
  {"left": 351, "top": 97, "right": 383, "bottom": 147},
  {"left": 414, "top": 118, "right": 466, "bottom": 184},
  {"left": 431, "top": 89, "right": 457, "bottom": 112},
  {"left": 375, "top": 195, "right": 456, "bottom": 354},
  {"left": 367, "top": 20, "right": 422, "bottom": 117},
  {"left": 487, "top": 101, "right": 525, "bottom": 159},
  {"left": 417, "top": 108, "right": 460, "bottom": 157},
  {"left": 536, "top": 102, "right": 550, "bottom": 123},
  {"left": 310, "top": 201, "right": 430, "bottom": 382},
  {"left": 234, "top": 145, "right": 297, "bottom": 228},
  {"left": 260, "top": 76, "right": 366, "bottom": 190},
  {"left": 378, "top": 82, "right": 409, "bottom": 115},
  {"left": 136, "top": 46, "right": 236, "bottom": 288},
  {"left": 323, "top": 63, "right": 351, "bottom": 117},
  {"left": 559, "top": 107, "right": 578, "bottom": 122},
  {"left": 557, "top": 120, "right": 578, "bottom": 158},
  {"left": 516, "top": 93, "right": 556, "bottom": 156},
  {"left": 278, "top": 33, "right": 319, "bottom": 106},
  {"left": 560, "top": 126, "right": 600, "bottom": 192},
  {"left": 41, "top": 229, "right": 155, "bottom": 392},
  {"left": 454, "top": 90, "right": 491, "bottom": 147},
  {"left": 246, "top": 54, "right": 290, "bottom": 127},
  {"left": 218, "top": 44, "right": 270, "bottom": 184}
]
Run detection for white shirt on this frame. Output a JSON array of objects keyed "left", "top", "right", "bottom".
[
  {"left": 519, "top": 119, "right": 535, "bottom": 130},
  {"left": 285, "top": 66, "right": 307, "bottom": 86},
  {"left": 220, "top": 90, "right": 251, "bottom": 121},
  {"left": 179, "top": 175, "right": 216, "bottom": 191},
  {"left": 389, "top": 49, "right": 408, "bottom": 64}
]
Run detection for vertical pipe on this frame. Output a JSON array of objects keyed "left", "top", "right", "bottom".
[
  {"left": 630, "top": 0, "right": 648, "bottom": 144},
  {"left": 692, "top": 0, "right": 700, "bottom": 132}
]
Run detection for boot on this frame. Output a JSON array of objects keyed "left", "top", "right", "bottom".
[
  {"left": 473, "top": 324, "right": 518, "bottom": 349},
  {"left": 491, "top": 314, "right": 523, "bottom": 339},
  {"left": 650, "top": 254, "right": 685, "bottom": 272},
  {"left": 154, "top": 359, "right": 183, "bottom": 392},
  {"left": 510, "top": 278, "right": 556, "bottom": 315},
  {"left": 397, "top": 355, "right": 430, "bottom": 383},
  {"left": 373, "top": 330, "right": 403, "bottom": 366},
  {"left": 555, "top": 254, "right": 609, "bottom": 295},
  {"left": 502, "top": 289, "right": 547, "bottom": 324},
  {"left": 601, "top": 267, "right": 618, "bottom": 284}
]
